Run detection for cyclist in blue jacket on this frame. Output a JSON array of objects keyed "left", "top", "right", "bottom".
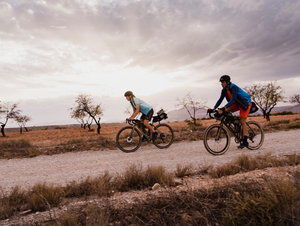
[{"left": 212, "top": 75, "right": 253, "bottom": 148}]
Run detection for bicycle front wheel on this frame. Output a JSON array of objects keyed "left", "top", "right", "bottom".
[
  {"left": 246, "top": 121, "right": 264, "bottom": 150},
  {"left": 116, "top": 126, "right": 142, "bottom": 153},
  {"left": 153, "top": 124, "right": 174, "bottom": 149},
  {"left": 203, "top": 124, "right": 230, "bottom": 155}
]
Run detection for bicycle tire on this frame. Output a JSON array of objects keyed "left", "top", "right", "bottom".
[
  {"left": 116, "top": 126, "right": 142, "bottom": 153},
  {"left": 152, "top": 124, "right": 174, "bottom": 149},
  {"left": 246, "top": 121, "right": 264, "bottom": 150},
  {"left": 203, "top": 124, "right": 230, "bottom": 155}
]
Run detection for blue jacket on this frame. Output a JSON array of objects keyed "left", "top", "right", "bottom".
[{"left": 214, "top": 83, "right": 251, "bottom": 111}]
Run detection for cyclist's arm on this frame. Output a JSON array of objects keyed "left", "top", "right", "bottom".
[
  {"left": 129, "top": 104, "right": 140, "bottom": 120},
  {"left": 214, "top": 91, "right": 225, "bottom": 109},
  {"left": 225, "top": 85, "right": 238, "bottom": 108}
]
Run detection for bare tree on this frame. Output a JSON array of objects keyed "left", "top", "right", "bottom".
[
  {"left": 175, "top": 92, "right": 207, "bottom": 125},
  {"left": 70, "top": 94, "right": 104, "bottom": 134},
  {"left": 244, "top": 81, "right": 285, "bottom": 121},
  {"left": 0, "top": 102, "right": 22, "bottom": 136},
  {"left": 15, "top": 115, "right": 31, "bottom": 134},
  {"left": 289, "top": 94, "right": 300, "bottom": 104},
  {"left": 69, "top": 108, "right": 93, "bottom": 129}
]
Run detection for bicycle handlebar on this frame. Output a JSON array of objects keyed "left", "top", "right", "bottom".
[
  {"left": 126, "top": 119, "right": 140, "bottom": 125},
  {"left": 207, "top": 108, "right": 229, "bottom": 119}
]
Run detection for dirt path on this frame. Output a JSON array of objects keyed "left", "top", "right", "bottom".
[{"left": 1, "top": 129, "right": 300, "bottom": 193}]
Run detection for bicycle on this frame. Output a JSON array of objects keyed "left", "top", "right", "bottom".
[
  {"left": 203, "top": 109, "right": 264, "bottom": 155},
  {"left": 116, "top": 110, "right": 174, "bottom": 153}
]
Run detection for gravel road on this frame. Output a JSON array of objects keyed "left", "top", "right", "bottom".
[{"left": 1, "top": 129, "right": 300, "bottom": 193}]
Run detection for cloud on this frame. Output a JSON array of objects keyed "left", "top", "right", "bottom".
[{"left": 1, "top": 0, "right": 300, "bottom": 123}]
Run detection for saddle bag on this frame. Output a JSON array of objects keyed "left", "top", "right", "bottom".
[
  {"left": 153, "top": 109, "right": 168, "bottom": 123},
  {"left": 249, "top": 102, "right": 259, "bottom": 114}
]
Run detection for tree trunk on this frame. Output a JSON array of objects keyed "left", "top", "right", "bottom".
[
  {"left": 88, "top": 124, "right": 91, "bottom": 130},
  {"left": 24, "top": 127, "right": 28, "bottom": 132},
  {"left": 20, "top": 127, "right": 23, "bottom": 134},
  {"left": 97, "top": 123, "right": 101, "bottom": 134},
  {"left": 266, "top": 113, "right": 271, "bottom": 121},
  {"left": 193, "top": 117, "right": 197, "bottom": 125},
  {"left": 1, "top": 125, "right": 5, "bottom": 137}
]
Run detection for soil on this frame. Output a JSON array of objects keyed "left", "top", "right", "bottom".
[{"left": 0, "top": 114, "right": 300, "bottom": 225}]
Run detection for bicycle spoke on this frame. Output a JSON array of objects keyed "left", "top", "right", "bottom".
[
  {"left": 153, "top": 124, "right": 174, "bottom": 149},
  {"left": 116, "top": 126, "right": 142, "bottom": 152},
  {"left": 246, "top": 121, "right": 264, "bottom": 150},
  {"left": 203, "top": 124, "right": 230, "bottom": 155}
]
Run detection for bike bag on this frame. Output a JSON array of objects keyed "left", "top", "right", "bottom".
[
  {"left": 249, "top": 102, "right": 259, "bottom": 114},
  {"left": 153, "top": 109, "right": 168, "bottom": 123},
  {"left": 225, "top": 115, "right": 240, "bottom": 124}
]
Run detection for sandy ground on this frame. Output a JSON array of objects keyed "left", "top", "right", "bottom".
[{"left": 1, "top": 129, "right": 300, "bottom": 194}]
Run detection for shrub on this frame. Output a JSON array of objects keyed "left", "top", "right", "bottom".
[
  {"left": 175, "top": 164, "right": 194, "bottom": 177},
  {"left": 0, "top": 138, "right": 31, "bottom": 149},
  {"left": 27, "top": 183, "right": 64, "bottom": 211},
  {"left": 272, "top": 111, "right": 295, "bottom": 115},
  {"left": 286, "top": 122, "right": 300, "bottom": 129},
  {"left": 23, "top": 148, "right": 38, "bottom": 158}
]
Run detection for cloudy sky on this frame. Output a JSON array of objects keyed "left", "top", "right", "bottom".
[{"left": 1, "top": 0, "right": 300, "bottom": 127}]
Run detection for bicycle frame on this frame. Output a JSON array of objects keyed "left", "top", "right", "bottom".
[
  {"left": 128, "top": 120, "right": 154, "bottom": 141},
  {"left": 210, "top": 111, "right": 257, "bottom": 143}
]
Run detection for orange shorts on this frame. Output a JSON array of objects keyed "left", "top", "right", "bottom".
[{"left": 230, "top": 102, "right": 252, "bottom": 118}]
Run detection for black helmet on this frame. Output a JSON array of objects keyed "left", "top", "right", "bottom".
[{"left": 220, "top": 75, "right": 231, "bottom": 82}]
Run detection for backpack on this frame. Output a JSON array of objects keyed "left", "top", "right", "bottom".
[{"left": 249, "top": 102, "right": 259, "bottom": 114}]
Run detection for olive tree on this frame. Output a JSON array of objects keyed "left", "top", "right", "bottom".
[
  {"left": 0, "top": 102, "right": 22, "bottom": 136},
  {"left": 175, "top": 92, "right": 207, "bottom": 125},
  {"left": 70, "top": 94, "right": 104, "bottom": 134},
  {"left": 289, "top": 94, "right": 300, "bottom": 104},
  {"left": 15, "top": 115, "right": 31, "bottom": 134},
  {"left": 244, "top": 81, "right": 285, "bottom": 121}
]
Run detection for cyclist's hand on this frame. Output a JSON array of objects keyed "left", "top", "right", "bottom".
[
  {"left": 207, "top": 109, "right": 214, "bottom": 114},
  {"left": 218, "top": 107, "right": 225, "bottom": 114}
]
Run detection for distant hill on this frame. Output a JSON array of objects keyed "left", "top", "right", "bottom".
[{"left": 166, "top": 104, "right": 300, "bottom": 122}]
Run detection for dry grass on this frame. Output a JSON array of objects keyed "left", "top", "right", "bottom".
[
  {"left": 209, "top": 153, "right": 300, "bottom": 178},
  {"left": 0, "top": 163, "right": 175, "bottom": 220},
  {"left": 1, "top": 153, "right": 300, "bottom": 223},
  {"left": 52, "top": 170, "right": 300, "bottom": 226}
]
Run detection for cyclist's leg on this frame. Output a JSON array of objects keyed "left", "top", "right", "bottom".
[
  {"left": 239, "top": 102, "right": 252, "bottom": 136},
  {"left": 142, "top": 109, "right": 155, "bottom": 133},
  {"left": 238, "top": 102, "right": 252, "bottom": 148}
]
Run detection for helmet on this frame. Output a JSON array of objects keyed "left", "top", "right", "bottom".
[{"left": 220, "top": 75, "right": 231, "bottom": 83}]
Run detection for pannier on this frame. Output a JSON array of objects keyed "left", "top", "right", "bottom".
[
  {"left": 249, "top": 102, "right": 259, "bottom": 114},
  {"left": 153, "top": 109, "right": 168, "bottom": 123}
]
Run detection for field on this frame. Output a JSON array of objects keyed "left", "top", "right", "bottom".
[{"left": 2, "top": 114, "right": 300, "bottom": 148}]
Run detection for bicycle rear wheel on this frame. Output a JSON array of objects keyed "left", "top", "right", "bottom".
[
  {"left": 246, "top": 121, "right": 264, "bottom": 150},
  {"left": 152, "top": 124, "right": 174, "bottom": 149},
  {"left": 203, "top": 124, "right": 230, "bottom": 155},
  {"left": 116, "top": 126, "right": 142, "bottom": 153}
]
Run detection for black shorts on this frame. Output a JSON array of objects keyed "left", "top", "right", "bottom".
[{"left": 140, "top": 108, "right": 154, "bottom": 121}]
